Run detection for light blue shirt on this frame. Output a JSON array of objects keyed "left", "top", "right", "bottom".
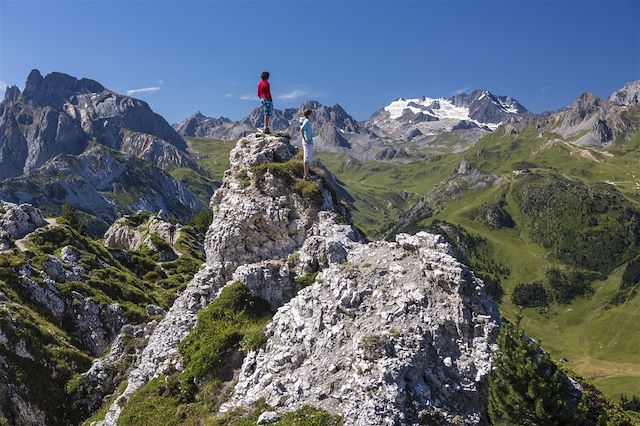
[{"left": 301, "top": 118, "right": 313, "bottom": 143}]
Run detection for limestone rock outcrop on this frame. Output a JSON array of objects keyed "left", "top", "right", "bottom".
[
  {"left": 100, "top": 133, "right": 352, "bottom": 425},
  {"left": 223, "top": 232, "right": 499, "bottom": 425},
  {"left": 97, "top": 133, "right": 500, "bottom": 426},
  {"left": 0, "top": 201, "right": 48, "bottom": 250},
  {"left": 104, "top": 213, "right": 182, "bottom": 261}
]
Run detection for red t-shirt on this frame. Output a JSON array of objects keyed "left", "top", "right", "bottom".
[{"left": 258, "top": 80, "right": 272, "bottom": 102}]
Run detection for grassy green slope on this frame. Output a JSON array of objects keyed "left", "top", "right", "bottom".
[
  {"left": 168, "top": 138, "right": 237, "bottom": 207},
  {"left": 0, "top": 213, "right": 206, "bottom": 424}
]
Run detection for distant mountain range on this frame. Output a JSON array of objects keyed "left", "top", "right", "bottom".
[
  {"left": 1, "top": 69, "right": 638, "bottom": 226},
  {"left": 174, "top": 89, "right": 532, "bottom": 159}
]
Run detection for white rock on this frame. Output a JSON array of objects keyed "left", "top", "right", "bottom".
[{"left": 257, "top": 411, "right": 280, "bottom": 424}]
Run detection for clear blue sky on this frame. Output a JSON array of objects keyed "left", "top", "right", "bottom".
[{"left": 1, "top": 0, "right": 639, "bottom": 122}]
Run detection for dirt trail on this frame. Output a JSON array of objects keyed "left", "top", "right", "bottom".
[{"left": 14, "top": 218, "right": 57, "bottom": 252}]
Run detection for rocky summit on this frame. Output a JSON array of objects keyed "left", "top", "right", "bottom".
[
  {"left": 0, "top": 69, "right": 196, "bottom": 180},
  {"left": 94, "top": 133, "right": 500, "bottom": 425},
  {"left": 224, "top": 232, "right": 500, "bottom": 425}
]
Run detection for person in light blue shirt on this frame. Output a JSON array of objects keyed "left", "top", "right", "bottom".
[{"left": 300, "top": 109, "right": 314, "bottom": 180}]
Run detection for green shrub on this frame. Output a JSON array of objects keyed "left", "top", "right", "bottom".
[
  {"left": 193, "top": 209, "right": 213, "bottom": 235},
  {"left": 287, "top": 252, "right": 300, "bottom": 268},
  {"left": 60, "top": 203, "right": 84, "bottom": 233},
  {"left": 251, "top": 159, "right": 323, "bottom": 206},
  {"left": 545, "top": 268, "right": 595, "bottom": 304},
  {"left": 609, "top": 256, "right": 640, "bottom": 305},
  {"left": 512, "top": 282, "right": 549, "bottom": 307},
  {"left": 293, "top": 179, "right": 323, "bottom": 205},
  {"left": 295, "top": 272, "right": 318, "bottom": 291},
  {"left": 620, "top": 394, "right": 640, "bottom": 413},
  {"left": 178, "top": 282, "right": 271, "bottom": 398},
  {"left": 235, "top": 170, "right": 251, "bottom": 189},
  {"left": 488, "top": 317, "right": 586, "bottom": 425}
]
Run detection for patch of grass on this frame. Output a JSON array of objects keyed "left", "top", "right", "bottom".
[
  {"left": 118, "top": 377, "right": 181, "bottom": 426},
  {"left": 185, "top": 137, "right": 237, "bottom": 182},
  {"left": 252, "top": 159, "right": 323, "bottom": 206},
  {"left": 295, "top": 272, "right": 317, "bottom": 291},
  {"left": 235, "top": 170, "right": 251, "bottom": 189},
  {"left": 178, "top": 282, "right": 272, "bottom": 398}
]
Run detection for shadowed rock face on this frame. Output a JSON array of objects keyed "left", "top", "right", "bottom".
[
  {"left": 0, "top": 144, "right": 202, "bottom": 226},
  {"left": 0, "top": 69, "right": 195, "bottom": 179}
]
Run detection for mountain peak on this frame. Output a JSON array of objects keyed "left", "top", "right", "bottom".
[
  {"left": 609, "top": 80, "right": 640, "bottom": 106},
  {"left": 21, "top": 70, "right": 106, "bottom": 107}
]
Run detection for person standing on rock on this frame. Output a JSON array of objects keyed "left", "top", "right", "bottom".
[
  {"left": 300, "top": 109, "right": 314, "bottom": 180},
  {"left": 257, "top": 71, "right": 273, "bottom": 134}
]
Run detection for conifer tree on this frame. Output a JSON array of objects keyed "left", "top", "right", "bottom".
[{"left": 488, "top": 315, "right": 586, "bottom": 425}]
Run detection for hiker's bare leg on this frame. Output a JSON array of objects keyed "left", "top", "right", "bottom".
[
  {"left": 265, "top": 114, "right": 271, "bottom": 130},
  {"left": 304, "top": 161, "right": 310, "bottom": 178}
]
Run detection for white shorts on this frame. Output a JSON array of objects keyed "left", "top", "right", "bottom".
[{"left": 303, "top": 142, "right": 314, "bottom": 163}]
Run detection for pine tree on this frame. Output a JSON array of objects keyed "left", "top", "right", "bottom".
[
  {"left": 192, "top": 209, "right": 212, "bottom": 235},
  {"left": 488, "top": 315, "right": 586, "bottom": 425},
  {"left": 61, "top": 203, "right": 84, "bottom": 233}
]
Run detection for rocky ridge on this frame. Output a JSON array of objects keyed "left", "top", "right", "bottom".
[
  {"left": 0, "top": 143, "right": 202, "bottom": 229},
  {"left": 0, "top": 201, "right": 48, "bottom": 250},
  {"left": 223, "top": 232, "right": 500, "bottom": 425},
  {"left": 96, "top": 133, "right": 501, "bottom": 425},
  {"left": 0, "top": 69, "right": 197, "bottom": 180},
  {"left": 554, "top": 81, "right": 640, "bottom": 147},
  {"left": 99, "top": 133, "right": 353, "bottom": 424}
]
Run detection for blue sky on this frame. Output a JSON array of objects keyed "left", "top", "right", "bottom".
[{"left": 1, "top": 0, "right": 639, "bottom": 122}]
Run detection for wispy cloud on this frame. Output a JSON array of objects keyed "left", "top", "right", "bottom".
[
  {"left": 155, "top": 79, "right": 164, "bottom": 85},
  {"left": 277, "top": 89, "right": 308, "bottom": 101},
  {"left": 222, "top": 88, "right": 311, "bottom": 102},
  {"left": 0, "top": 81, "right": 7, "bottom": 93},
  {"left": 220, "top": 92, "right": 255, "bottom": 101},
  {"left": 126, "top": 86, "right": 161, "bottom": 95},
  {"left": 451, "top": 87, "right": 471, "bottom": 96}
]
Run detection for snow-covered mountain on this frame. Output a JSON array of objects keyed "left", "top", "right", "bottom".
[{"left": 364, "top": 90, "right": 530, "bottom": 145}]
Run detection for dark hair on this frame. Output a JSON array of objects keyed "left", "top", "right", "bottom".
[
  {"left": 304, "top": 109, "right": 313, "bottom": 118},
  {"left": 261, "top": 71, "right": 270, "bottom": 80}
]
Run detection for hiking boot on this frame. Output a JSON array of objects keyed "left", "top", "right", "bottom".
[{"left": 264, "top": 128, "right": 271, "bottom": 134}]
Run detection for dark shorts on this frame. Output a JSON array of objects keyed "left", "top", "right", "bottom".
[{"left": 261, "top": 98, "right": 273, "bottom": 116}]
